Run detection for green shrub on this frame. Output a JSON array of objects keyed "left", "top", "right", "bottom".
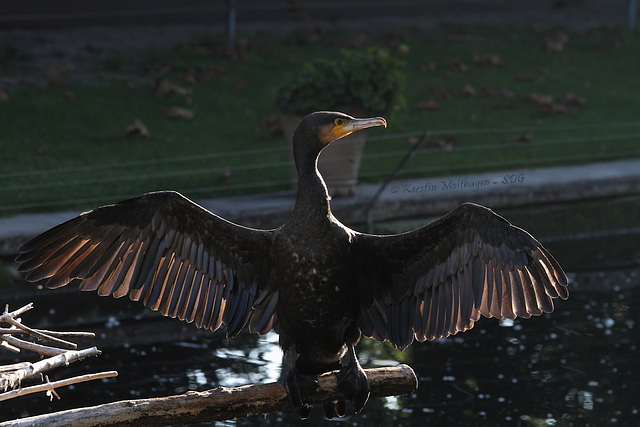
[{"left": 276, "top": 47, "right": 405, "bottom": 116}]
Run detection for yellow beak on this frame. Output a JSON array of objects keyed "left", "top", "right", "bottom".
[{"left": 332, "top": 117, "right": 387, "bottom": 139}]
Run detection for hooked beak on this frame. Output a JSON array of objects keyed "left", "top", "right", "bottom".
[{"left": 331, "top": 116, "right": 387, "bottom": 139}]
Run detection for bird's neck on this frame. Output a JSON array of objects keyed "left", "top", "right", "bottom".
[{"left": 292, "top": 159, "right": 332, "bottom": 224}]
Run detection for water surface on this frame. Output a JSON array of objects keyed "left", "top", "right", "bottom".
[{"left": 1, "top": 216, "right": 638, "bottom": 426}]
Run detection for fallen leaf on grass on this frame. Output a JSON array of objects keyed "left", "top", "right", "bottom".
[
  {"left": 446, "top": 34, "right": 480, "bottom": 43},
  {"left": 62, "top": 90, "right": 76, "bottom": 100},
  {"left": 84, "top": 44, "right": 102, "bottom": 54},
  {"left": 515, "top": 74, "right": 534, "bottom": 83},
  {"left": 193, "top": 44, "right": 214, "bottom": 56},
  {"left": 382, "top": 29, "right": 408, "bottom": 44},
  {"left": 259, "top": 115, "right": 283, "bottom": 135},
  {"left": 478, "top": 87, "right": 499, "bottom": 98},
  {"left": 544, "top": 31, "right": 569, "bottom": 52},
  {"left": 182, "top": 67, "right": 198, "bottom": 84},
  {"left": 155, "top": 65, "right": 172, "bottom": 76},
  {"left": 0, "top": 88, "right": 8, "bottom": 101},
  {"left": 204, "top": 66, "right": 225, "bottom": 81},
  {"left": 172, "top": 41, "right": 187, "bottom": 50},
  {"left": 416, "top": 99, "right": 440, "bottom": 111},
  {"left": 490, "top": 103, "right": 515, "bottom": 110},
  {"left": 473, "top": 52, "right": 504, "bottom": 66},
  {"left": 528, "top": 93, "right": 554, "bottom": 105},
  {"left": 47, "top": 76, "right": 68, "bottom": 88},
  {"left": 420, "top": 62, "right": 438, "bottom": 72},
  {"left": 220, "top": 168, "right": 232, "bottom": 181},
  {"left": 461, "top": 83, "right": 476, "bottom": 96},
  {"left": 125, "top": 119, "right": 150, "bottom": 139},
  {"left": 449, "top": 56, "right": 468, "bottom": 72},
  {"left": 527, "top": 93, "right": 567, "bottom": 115},
  {"left": 538, "top": 102, "right": 567, "bottom": 115},
  {"left": 44, "top": 64, "right": 76, "bottom": 76},
  {"left": 498, "top": 88, "right": 515, "bottom": 98},
  {"left": 397, "top": 43, "right": 411, "bottom": 58},
  {"left": 181, "top": 66, "right": 225, "bottom": 83},
  {"left": 43, "top": 64, "right": 75, "bottom": 87},
  {"left": 479, "top": 87, "right": 515, "bottom": 99},
  {"left": 153, "top": 77, "right": 192, "bottom": 98},
  {"left": 161, "top": 106, "right": 195, "bottom": 120},
  {"left": 426, "top": 135, "right": 457, "bottom": 152},
  {"left": 562, "top": 92, "right": 587, "bottom": 105},
  {"left": 235, "top": 80, "right": 251, "bottom": 90},
  {"left": 506, "top": 133, "right": 534, "bottom": 144},
  {"left": 342, "top": 33, "right": 372, "bottom": 49},
  {"left": 529, "top": 24, "right": 549, "bottom": 34},
  {"left": 430, "top": 85, "right": 452, "bottom": 99}
]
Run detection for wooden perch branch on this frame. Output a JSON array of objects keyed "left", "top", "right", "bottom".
[{"left": 4, "top": 364, "right": 418, "bottom": 427}]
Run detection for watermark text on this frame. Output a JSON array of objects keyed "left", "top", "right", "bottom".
[{"left": 390, "top": 173, "right": 525, "bottom": 194}]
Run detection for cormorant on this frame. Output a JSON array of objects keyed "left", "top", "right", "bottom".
[{"left": 16, "top": 111, "right": 568, "bottom": 419}]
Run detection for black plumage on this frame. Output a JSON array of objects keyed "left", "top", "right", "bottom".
[{"left": 16, "top": 111, "right": 568, "bottom": 419}]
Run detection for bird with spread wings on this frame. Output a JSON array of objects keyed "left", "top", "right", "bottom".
[{"left": 16, "top": 112, "right": 568, "bottom": 419}]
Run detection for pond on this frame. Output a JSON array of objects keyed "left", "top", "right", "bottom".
[{"left": 0, "top": 201, "right": 639, "bottom": 426}]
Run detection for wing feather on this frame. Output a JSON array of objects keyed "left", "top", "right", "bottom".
[
  {"left": 180, "top": 269, "right": 201, "bottom": 321},
  {"left": 508, "top": 269, "right": 527, "bottom": 318},
  {"left": 490, "top": 266, "right": 503, "bottom": 318},
  {"left": 249, "top": 290, "right": 279, "bottom": 334}
]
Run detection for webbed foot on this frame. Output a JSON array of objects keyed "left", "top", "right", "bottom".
[
  {"left": 322, "top": 400, "right": 347, "bottom": 419},
  {"left": 284, "top": 369, "right": 319, "bottom": 419},
  {"left": 336, "top": 358, "right": 370, "bottom": 413}
]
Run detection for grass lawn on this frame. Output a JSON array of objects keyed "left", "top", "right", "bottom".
[{"left": 1, "top": 25, "right": 639, "bottom": 215}]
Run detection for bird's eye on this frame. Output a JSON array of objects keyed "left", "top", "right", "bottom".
[{"left": 334, "top": 118, "right": 344, "bottom": 126}]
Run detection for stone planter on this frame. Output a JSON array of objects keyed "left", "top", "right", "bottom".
[{"left": 281, "top": 115, "right": 366, "bottom": 197}]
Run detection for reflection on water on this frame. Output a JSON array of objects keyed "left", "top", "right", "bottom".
[
  {"left": 1, "top": 242, "right": 639, "bottom": 425},
  {"left": 214, "top": 333, "right": 282, "bottom": 386}
]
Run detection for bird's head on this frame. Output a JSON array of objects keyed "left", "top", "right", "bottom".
[
  {"left": 307, "top": 111, "right": 387, "bottom": 146},
  {"left": 292, "top": 111, "right": 386, "bottom": 173}
]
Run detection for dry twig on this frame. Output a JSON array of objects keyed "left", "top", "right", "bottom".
[
  {"left": 0, "top": 302, "right": 114, "bottom": 403},
  {"left": 0, "top": 371, "right": 118, "bottom": 402}
]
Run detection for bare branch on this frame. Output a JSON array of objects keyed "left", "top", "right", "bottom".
[
  {"left": 1, "top": 334, "right": 66, "bottom": 357},
  {"left": 0, "top": 371, "right": 118, "bottom": 402},
  {"left": 0, "top": 362, "right": 31, "bottom": 373},
  {"left": 33, "top": 329, "right": 95, "bottom": 339},
  {"left": 0, "top": 308, "right": 77, "bottom": 350},
  {"left": 0, "top": 340, "right": 21, "bottom": 353},
  {"left": 0, "top": 347, "right": 102, "bottom": 391},
  {"left": 0, "top": 328, "right": 95, "bottom": 338},
  {"left": 0, "top": 364, "right": 418, "bottom": 427},
  {"left": 0, "top": 302, "right": 113, "bottom": 408},
  {"left": 3, "top": 303, "right": 34, "bottom": 318}
]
